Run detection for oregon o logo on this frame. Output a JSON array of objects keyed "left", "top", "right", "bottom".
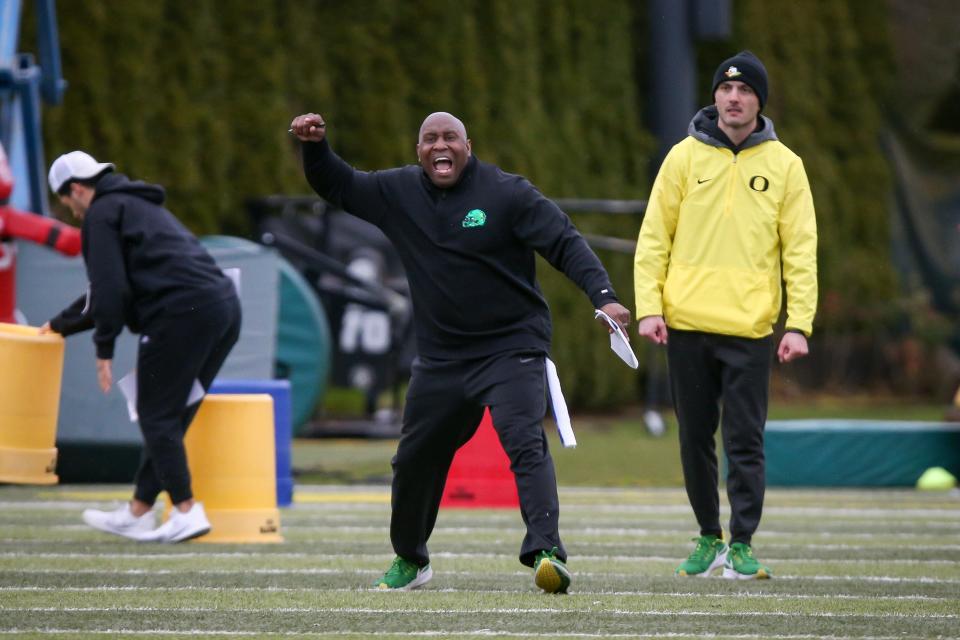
[{"left": 749, "top": 175, "right": 769, "bottom": 192}]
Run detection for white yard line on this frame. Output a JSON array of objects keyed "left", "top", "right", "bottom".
[
  {"left": 561, "top": 504, "right": 960, "bottom": 518},
  {"left": 12, "top": 525, "right": 960, "bottom": 549},
  {"left": 3, "top": 499, "right": 958, "bottom": 519},
  {"left": 0, "top": 630, "right": 934, "bottom": 639},
  {"left": 5, "top": 550, "right": 955, "bottom": 566},
  {"left": 2, "top": 606, "right": 958, "bottom": 619},
  {"left": 0, "top": 584, "right": 955, "bottom": 601}
]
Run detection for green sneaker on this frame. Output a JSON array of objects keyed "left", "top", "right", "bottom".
[
  {"left": 372, "top": 556, "right": 433, "bottom": 591},
  {"left": 534, "top": 547, "right": 571, "bottom": 594},
  {"left": 723, "top": 542, "right": 772, "bottom": 580},
  {"left": 675, "top": 534, "right": 728, "bottom": 577}
]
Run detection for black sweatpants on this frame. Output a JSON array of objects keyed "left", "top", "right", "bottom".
[
  {"left": 390, "top": 350, "right": 564, "bottom": 568},
  {"left": 132, "top": 295, "right": 242, "bottom": 506},
  {"left": 666, "top": 329, "right": 772, "bottom": 546}
]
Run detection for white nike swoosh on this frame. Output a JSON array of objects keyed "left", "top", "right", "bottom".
[{"left": 519, "top": 357, "right": 536, "bottom": 364}]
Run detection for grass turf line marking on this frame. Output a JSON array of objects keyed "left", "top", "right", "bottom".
[
  {"left": 0, "top": 630, "right": 945, "bottom": 639},
  {"left": 9, "top": 525, "right": 960, "bottom": 539},
  {"left": 294, "top": 493, "right": 390, "bottom": 504},
  {"left": 9, "top": 567, "right": 960, "bottom": 585},
  {"left": 9, "top": 500, "right": 959, "bottom": 519},
  {"left": 23, "top": 526, "right": 960, "bottom": 550},
  {"left": 2, "top": 586, "right": 953, "bottom": 601},
  {"left": 39, "top": 491, "right": 131, "bottom": 500},
  {"left": 32, "top": 491, "right": 393, "bottom": 504},
  {"left": 4, "top": 551, "right": 955, "bottom": 566},
  {"left": 4, "top": 607, "right": 959, "bottom": 620},
  {"left": 564, "top": 504, "right": 960, "bottom": 519}
]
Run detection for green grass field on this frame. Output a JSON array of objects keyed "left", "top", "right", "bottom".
[
  {"left": 2, "top": 481, "right": 958, "bottom": 639},
  {"left": 4, "top": 397, "right": 957, "bottom": 638}
]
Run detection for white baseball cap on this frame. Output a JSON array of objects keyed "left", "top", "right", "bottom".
[{"left": 48, "top": 151, "right": 114, "bottom": 194}]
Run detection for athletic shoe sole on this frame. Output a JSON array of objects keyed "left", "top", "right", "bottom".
[
  {"left": 535, "top": 559, "right": 571, "bottom": 594},
  {"left": 723, "top": 566, "right": 771, "bottom": 580},
  {"left": 136, "top": 518, "right": 212, "bottom": 544},
  {"left": 168, "top": 525, "right": 211, "bottom": 543}
]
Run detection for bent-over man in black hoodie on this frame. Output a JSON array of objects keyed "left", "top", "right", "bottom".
[
  {"left": 290, "top": 111, "right": 632, "bottom": 593},
  {"left": 42, "top": 151, "right": 241, "bottom": 544}
]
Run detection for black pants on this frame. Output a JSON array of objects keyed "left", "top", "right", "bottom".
[
  {"left": 390, "top": 350, "right": 564, "bottom": 568},
  {"left": 132, "top": 295, "right": 242, "bottom": 506},
  {"left": 667, "top": 329, "right": 772, "bottom": 546}
]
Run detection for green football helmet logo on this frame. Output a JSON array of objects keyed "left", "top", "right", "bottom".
[{"left": 462, "top": 209, "right": 487, "bottom": 228}]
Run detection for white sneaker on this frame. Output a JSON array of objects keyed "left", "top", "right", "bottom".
[
  {"left": 643, "top": 409, "right": 666, "bottom": 437},
  {"left": 82, "top": 504, "right": 156, "bottom": 540},
  {"left": 140, "top": 502, "right": 212, "bottom": 543}
]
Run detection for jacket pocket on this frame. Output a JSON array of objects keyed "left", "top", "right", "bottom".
[{"left": 663, "top": 264, "right": 774, "bottom": 337}]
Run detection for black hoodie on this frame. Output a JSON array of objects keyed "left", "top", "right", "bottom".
[
  {"left": 50, "top": 172, "right": 235, "bottom": 359},
  {"left": 303, "top": 140, "right": 618, "bottom": 360}
]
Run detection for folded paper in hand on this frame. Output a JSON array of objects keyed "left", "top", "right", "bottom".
[
  {"left": 116, "top": 370, "right": 206, "bottom": 422},
  {"left": 595, "top": 309, "right": 639, "bottom": 369},
  {"left": 222, "top": 267, "right": 241, "bottom": 295}
]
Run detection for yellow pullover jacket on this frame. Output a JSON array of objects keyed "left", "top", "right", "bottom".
[{"left": 634, "top": 107, "right": 818, "bottom": 338}]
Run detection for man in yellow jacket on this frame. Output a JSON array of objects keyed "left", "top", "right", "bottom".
[{"left": 634, "top": 51, "right": 817, "bottom": 579}]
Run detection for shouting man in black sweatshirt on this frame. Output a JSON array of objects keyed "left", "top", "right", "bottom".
[
  {"left": 41, "top": 151, "right": 241, "bottom": 544},
  {"left": 291, "top": 111, "right": 632, "bottom": 593}
]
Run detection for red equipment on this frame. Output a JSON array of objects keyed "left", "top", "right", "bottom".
[
  {"left": 0, "top": 142, "right": 81, "bottom": 323},
  {"left": 440, "top": 409, "right": 520, "bottom": 509}
]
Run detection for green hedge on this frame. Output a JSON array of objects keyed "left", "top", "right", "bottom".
[{"left": 25, "top": 0, "right": 894, "bottom": 407}]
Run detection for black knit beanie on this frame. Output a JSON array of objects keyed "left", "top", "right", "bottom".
[{"left": 712, "top": 50, "right": 768, "bottom": 110}]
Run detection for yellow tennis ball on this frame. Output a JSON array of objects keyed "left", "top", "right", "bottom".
[{"left": 916, "top": 467, "right": 958, "bottom": 491}]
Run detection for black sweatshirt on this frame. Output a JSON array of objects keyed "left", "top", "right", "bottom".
[
  {"left": 303, "top": 139, "right": 618, "bottom": 360},
  {"left": 49, "top": 173, "right": 235, "bottom": 359}
]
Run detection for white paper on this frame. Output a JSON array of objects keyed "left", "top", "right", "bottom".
[
  {"left": 545, "top": 357, "right": 576, "bottom": 448},
  {"left": 116, "top": 370, "right": 206, "bottom": 423},
  {"left": 595, "top": 309, "right": 639, "bottom": 369},
  {"left": 222, "top": 267, "right": 242, "bottom": 295}
]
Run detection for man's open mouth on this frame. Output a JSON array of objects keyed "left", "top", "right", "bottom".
[{"left": 432, "top": 156, "right": 453, "bottom": 176}]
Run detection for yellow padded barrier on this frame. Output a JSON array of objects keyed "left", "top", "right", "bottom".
[
  {"left": 0, "top": 323, "right": 63, "bottom": 485},
  {"left": 178, "top": 393, "right": 283, "bottom": 543}
]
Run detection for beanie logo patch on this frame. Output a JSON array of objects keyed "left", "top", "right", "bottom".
[{"left": 724, "top": 66, "right": 742, "bottom": 78}]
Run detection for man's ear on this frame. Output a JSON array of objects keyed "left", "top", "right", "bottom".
[{"left": 70, "top": 182, "right": 91, "bottom": 206}]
